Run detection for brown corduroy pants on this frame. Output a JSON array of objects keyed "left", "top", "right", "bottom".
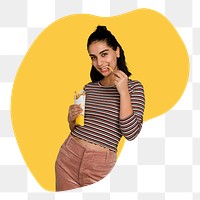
[{"left": 55, "top": 134, "right": 116, "bottom": 191}]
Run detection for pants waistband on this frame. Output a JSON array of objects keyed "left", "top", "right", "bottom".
[{"left": 62, "top": 134, "right": 116, "bottom": 164}]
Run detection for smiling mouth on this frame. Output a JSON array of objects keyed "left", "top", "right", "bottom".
[
  {"left": 99, "top": 66, "right": 113, "bottom": 73},
  {"left": 99, "top": 66, "right": 109, "bottom": 72}
]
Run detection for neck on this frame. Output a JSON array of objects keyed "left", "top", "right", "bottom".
[{"left": 100, "top": 75, "right": 115, "bottom": 86}]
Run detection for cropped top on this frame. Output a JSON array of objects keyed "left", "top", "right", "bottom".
[{"left": 71, "top": 79, "right": 145, "bottom": 152}]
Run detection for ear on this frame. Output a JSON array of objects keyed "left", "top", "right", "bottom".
[{"left": 116, "top": 46, "right": 120, "bottom": 58}]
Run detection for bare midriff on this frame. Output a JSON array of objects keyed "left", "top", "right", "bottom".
[{"left": 71, "top": 134, "right": 111, "bottom": 152}]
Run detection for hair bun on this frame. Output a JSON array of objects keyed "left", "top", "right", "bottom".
[{"left": 96, "top": 25, "right": 107, "bottom": 32}]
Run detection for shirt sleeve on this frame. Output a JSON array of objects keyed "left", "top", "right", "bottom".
[{"left": 119, "top": 80, "right": 145, "bottom": 141}]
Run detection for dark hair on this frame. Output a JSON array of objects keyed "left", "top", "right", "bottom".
[{"left": 87, "top": 25, "right": 132, "bottom": 82}]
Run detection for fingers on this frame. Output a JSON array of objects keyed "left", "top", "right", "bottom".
[
  {"left": 114, "top": 70, "right": 128, "bottom": 83},
  {"left": 69, "top": 104, "right": 83, "bottom": 112},
  {"left": 70, "top": 105, "right": 83, "bottom": 116},
  {"left": 68, "top": 104, "right": 83, "bottom": 122}
]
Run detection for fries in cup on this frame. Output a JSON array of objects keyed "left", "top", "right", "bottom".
[{"left": 74, "top": 90, "right": 86, "bottom": 126}]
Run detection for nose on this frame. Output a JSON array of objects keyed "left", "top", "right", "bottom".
[{"left": 97, "top": 57, "right": 103, "bottom": 67}]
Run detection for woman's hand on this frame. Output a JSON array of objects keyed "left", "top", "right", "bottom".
[
  {"left": 68, "top": 104, "right": 83, "bottom": 130},
  {"left": 114, "top": 70, "right": 133, "bottom": 119},
  {"left": 114, "top": 70, "right": 129, "bottom": 95}
]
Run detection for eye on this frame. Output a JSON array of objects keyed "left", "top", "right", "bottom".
[
  {"left": 101, "top": 52, "right": 108, "bottom": 57},
  {"left": 90, "top": 56, "right": 96, "bottom": 61}
]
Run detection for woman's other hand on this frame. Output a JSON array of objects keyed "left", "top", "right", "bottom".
[{"left": 68, "top": 104, "right": 83, "bottom": 130}]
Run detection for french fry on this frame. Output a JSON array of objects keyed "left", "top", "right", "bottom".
[{"left": 107, "top": 66, "right": 114, "bottom": 72}]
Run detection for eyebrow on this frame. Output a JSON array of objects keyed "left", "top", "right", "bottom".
[{"left": 89, "top": 49, "right": 109, "bottom": 57}]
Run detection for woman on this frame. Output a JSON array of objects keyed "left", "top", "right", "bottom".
[{"left": 55, "top": 25, "right": 145, "bottom": 191}]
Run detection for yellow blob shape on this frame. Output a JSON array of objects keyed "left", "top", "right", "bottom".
[{"left": 11, "top": 9, "right": 189, "bottom": 191}]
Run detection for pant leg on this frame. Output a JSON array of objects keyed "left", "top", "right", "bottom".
[
  {"left": 55, "top": 161, "right": 80, "bottom": 191},
  {"left": 55, "top": 135, "right": 117, "bottom": 190},
  {"left": 55, "top": 136, "right": 83, "bottom": 191},
  {"left": 79, "top": 151, "right": 116, "bottom": 187}
]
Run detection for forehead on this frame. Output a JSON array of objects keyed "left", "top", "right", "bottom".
[{"left": 88, "top": 41, "right": 111, "bottom": 54}]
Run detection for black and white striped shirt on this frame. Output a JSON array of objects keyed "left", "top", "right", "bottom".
[{"left": 71, "top": 79, "right": 145, "bottom": 152}]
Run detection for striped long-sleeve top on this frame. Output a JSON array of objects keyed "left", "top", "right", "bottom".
[{"left": 71, "top": 79, "right": 145, "bottom": 152}]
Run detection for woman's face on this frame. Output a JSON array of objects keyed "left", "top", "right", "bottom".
[{"left": 88, "top": 41, "right": 120, "bottom": 77}]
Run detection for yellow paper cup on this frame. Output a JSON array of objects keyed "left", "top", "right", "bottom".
[
  {"left": 75, "top": 114, "right": 84, "bottom": 126},
  {"left": 74, "top": 90, "right": 86, "bottom": 126}
]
